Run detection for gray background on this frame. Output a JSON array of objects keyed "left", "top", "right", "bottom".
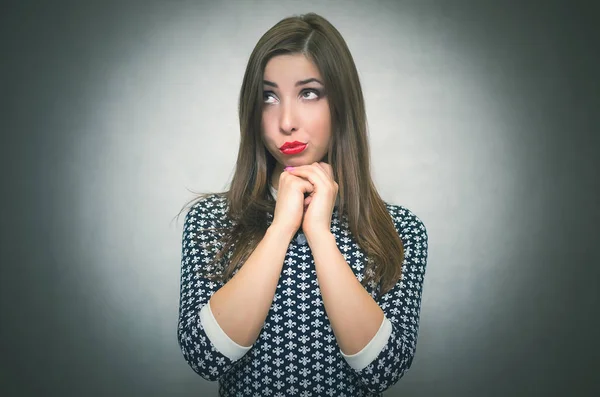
[{"left": 1, "top": 0, "right": 598, "bottom": 396}]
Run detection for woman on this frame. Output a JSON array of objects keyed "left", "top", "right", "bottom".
[{"left": 177, "top": 12, "right": 429, "bottom": 396}]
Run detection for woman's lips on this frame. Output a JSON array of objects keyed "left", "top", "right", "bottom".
[{"left": 280, "top": 144, "right": 307, "bottom": 155}]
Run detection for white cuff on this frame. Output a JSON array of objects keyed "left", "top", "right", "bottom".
[
  {"left": 340, "top": 315, "right": 393, "bottom": 371},
  {"left": 199, "top": 300, "right": 253, "bottom": 361}
]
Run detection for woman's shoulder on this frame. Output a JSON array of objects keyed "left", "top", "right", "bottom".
[
  {"left": 185, "top": 192, "right": 230, "bottom": 225},
  {"left": 382, "top": 200, "right": 428, "bottom": 240},
  {"left": 189, "top": 192, "right": 228, "bottom": 210}
]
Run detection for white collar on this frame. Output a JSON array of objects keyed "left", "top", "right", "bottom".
[{"left": 269, "top": 184, "right": 278, "bottom": 200}]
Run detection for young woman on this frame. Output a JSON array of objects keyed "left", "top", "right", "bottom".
[{"left": 177, "top": 12, "right": 429, "bottom": 396}]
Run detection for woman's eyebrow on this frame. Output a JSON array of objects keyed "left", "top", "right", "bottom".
[{"left": 263, "top": 78, "right": 324, "bottom": 88}]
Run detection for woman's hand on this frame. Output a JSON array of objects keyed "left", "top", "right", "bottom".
[
  {"left": 270, "top": 167, "right": 315, "bottom": 237},
  {"left": 285, "top": 162, "right": 338, "bottom": 236}
]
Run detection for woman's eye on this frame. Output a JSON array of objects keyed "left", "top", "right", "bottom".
[
  {"left": 302, "top": 89, "right": 320, "bottom": 100},
  {"left": 263, "top": 92, "right": 278, "bottom": 104}
]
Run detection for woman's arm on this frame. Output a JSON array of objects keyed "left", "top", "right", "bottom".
[
  {"left": 178, "top": 197, "right": 295, "bottom": 380},
  {"left": 208, "top": 224, "right": 295, "bottom": 347},
  {"left": 306, "top": 230, "right": 385, "bottom": 356},
  {"left": 306, "top": 205, "right": 429, "bottom": 393}
]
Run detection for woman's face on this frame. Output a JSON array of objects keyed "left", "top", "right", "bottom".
[{"left": 261, "top": 53, "right": 331, "bottom": 172}]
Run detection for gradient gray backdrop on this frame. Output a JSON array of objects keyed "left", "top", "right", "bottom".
[{"left": 1, "top": 1, "right": 598, "bottom": 396}]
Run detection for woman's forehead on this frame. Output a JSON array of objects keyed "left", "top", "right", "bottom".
[{"left": 263, "top": 54, "right": 322, "bottom": 84}]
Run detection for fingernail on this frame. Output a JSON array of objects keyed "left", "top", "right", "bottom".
[{"left": 284, "top": 166, "right": 294, "bottom": 171}]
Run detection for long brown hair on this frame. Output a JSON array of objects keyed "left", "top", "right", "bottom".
[{"left": 176, "top": 12, "right": 404, "bottom": 300}]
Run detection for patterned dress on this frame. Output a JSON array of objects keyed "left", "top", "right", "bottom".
[{"left": 178, "top": 190, "right": 429, "bottom": 396}]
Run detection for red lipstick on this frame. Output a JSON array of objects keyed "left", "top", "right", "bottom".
[{"left": 279, "top": 141, "right": 307, "bottom": 155}]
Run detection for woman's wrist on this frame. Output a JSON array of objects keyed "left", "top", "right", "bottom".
[
  {"left": 267, "top": 223, "right": 298, "bottom": 242},
  {"left": 304, "top": 228, "right": 334, "bottom": 245}
]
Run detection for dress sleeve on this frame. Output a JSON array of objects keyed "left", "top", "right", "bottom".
[
  {"left": 177, "top": 196, "right": 252, "bottom": 381},
  {"left": 344, "top": 206, "right": 429, "bottom": 393}
]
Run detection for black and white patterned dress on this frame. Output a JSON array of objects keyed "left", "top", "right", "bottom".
[{"left": 178, "top": 188, "right": 429, "bottom": 396}]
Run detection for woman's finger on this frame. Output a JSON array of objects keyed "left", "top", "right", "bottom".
[
  {"left": 282, "top": 169, "right": 314, "bottom": 194},
  {"left": 286, "top": 164, "right": 330, "bottom": 193},
  {"left": 317, "top": 162, "right": 335, "bottom": 181},
  {"left": 304, "top": 195, "right": 312, "bottom": 206}
]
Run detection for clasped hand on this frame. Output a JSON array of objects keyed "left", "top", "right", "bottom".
[{"left": 284, "top": 162, "right": 338, "bottom": 236}]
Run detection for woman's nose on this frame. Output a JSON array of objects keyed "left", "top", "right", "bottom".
[{"left": 279, "top": 100, "right": 297, "bottom": 133}]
